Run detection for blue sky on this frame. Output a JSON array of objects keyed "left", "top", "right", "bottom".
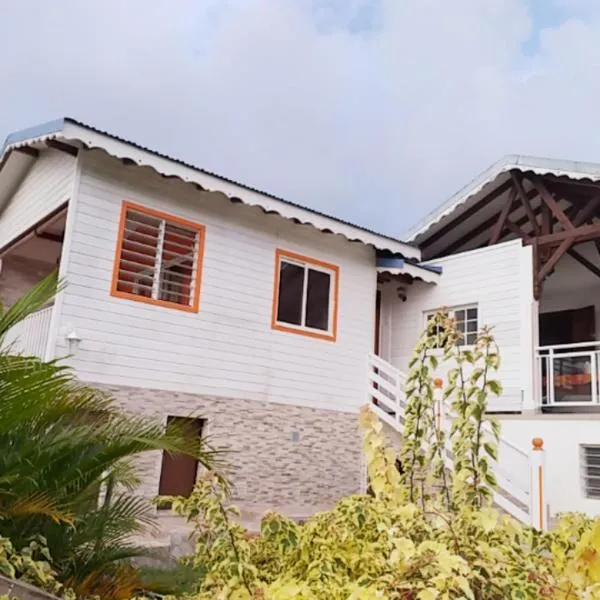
[{"left": 0, "top": 0, "right": 599, "bottom": 238}]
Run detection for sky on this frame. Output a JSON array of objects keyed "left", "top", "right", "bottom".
[{"left": 1, "top": 0, "right": 599, "bottom": 238}]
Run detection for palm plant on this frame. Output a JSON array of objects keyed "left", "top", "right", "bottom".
[{"left": 0, "top": 273, "right": 224, "bottom": 598}]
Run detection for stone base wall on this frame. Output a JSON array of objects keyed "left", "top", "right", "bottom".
[
  {"left": 0, "top": 255, "right": 55, "bottom": 308},
  {"left": 103, "top": 384, "right": 364, "bottom": 519}
]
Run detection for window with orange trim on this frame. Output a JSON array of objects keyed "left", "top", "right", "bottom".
[
  {"left": 111, "top": 202, "right": 205, "bottom": 312},
  {"left": 272, "top": 249, "right": 339, "bottom": 341}
]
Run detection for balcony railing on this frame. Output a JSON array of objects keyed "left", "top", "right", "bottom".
[
  {"left": 536, "top": 341, "right": 600, "bottom": 406},
  {"left": 2, "top": 306, "right": 53, "bottom": 360}
]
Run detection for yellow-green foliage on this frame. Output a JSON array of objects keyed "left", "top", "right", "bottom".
[{"left": 162, "top": 313, "right": 600, "bottom": 599}]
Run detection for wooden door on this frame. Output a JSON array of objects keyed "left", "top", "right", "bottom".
[
  {"left": 158, "top": 417, "right": 203, "bottom": 498},
  {"left": 374, "top": 290, "right": 382, "bottom": 355}
]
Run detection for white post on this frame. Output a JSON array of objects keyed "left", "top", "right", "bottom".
[{"left": 530, "top": 438, "right": 547, "bottom": 531}]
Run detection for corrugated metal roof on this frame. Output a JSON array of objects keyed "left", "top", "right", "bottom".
[
  {"left": 0, "top": 118, "right": 420, "bottom": 259},
  {"left": 407, "top": 154, "right": 600, "bottom": 246}
]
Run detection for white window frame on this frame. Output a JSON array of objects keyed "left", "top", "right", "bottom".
[
  {"left": 272, "top": 250, "right": 339, "bottom": 341},
  {"left": 424, "top": 304, "right": 479, "bottom": 347}
]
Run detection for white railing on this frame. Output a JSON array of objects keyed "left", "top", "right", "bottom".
[
  {"left": 536, "top": 341, "right": 600, "bottom": 407},
  {"left": 2, "top": 306, "right": 53, "bottom": 360},
  {"left": 367, "top": 352, "right": 548, "bottom": 530}
]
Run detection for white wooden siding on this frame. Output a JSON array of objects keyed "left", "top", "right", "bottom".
[
  {"left": 386, "top": 240, "right": 534, "bottom": 412},
  {"left": 0, "top": 149, "right": 75, "bottom": 250},
  {"left": 53, "top": 151, "right": 377, "bottom": 412}
]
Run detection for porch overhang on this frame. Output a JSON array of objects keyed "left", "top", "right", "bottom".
[
  {"left": 408, "top": 155, "right": 600, "bottom": 261},
  {"left": 376, "top": 256, "right": 441, "bottom": 284}
]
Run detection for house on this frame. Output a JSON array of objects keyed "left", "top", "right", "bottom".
[
  {"left": 382, "top": 154, "right": 600, "bottom": 521},
  {"left": 1, "top": 119, "right": 599, "bottom": 532},
  {"left": 0, "top": 118, "right": 432, "bottom": 530}
]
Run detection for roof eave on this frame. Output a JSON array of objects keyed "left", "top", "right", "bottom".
[
  {"left": 0, "top": 119, "right": 420, "bottom": 259},
  {"left": 407, "top": 153, "right": 600, "bottom": 248}
]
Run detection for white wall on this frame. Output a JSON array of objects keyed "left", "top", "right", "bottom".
[
  {"left": 501, "top": 416, "right": 600, "bottom": 517},
  {"left": 386, "top": 240, "right": 535, "bottom": 412},
  {"left": 53, "top": 150, "right": 377, "bottom": 413},
  {"left": 541, "top": 241, "right": 600, "bottom": 339},
  {"left": 0, "top": 149, "right": 74, "bottom": 249}
]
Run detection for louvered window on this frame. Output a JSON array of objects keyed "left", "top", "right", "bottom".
[
  {"left": 581, "top": 445, "right": 600, "bottom": 499},
  {"left": 112, "top": 203, "right": 205, "bottom": 312}
]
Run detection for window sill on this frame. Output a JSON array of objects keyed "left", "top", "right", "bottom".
[
  {"left": 272, "top": 321, "right": 336, "bottom": 342},
  {"left": 111, "top": 289, "right": 200, "bottom": 313}
]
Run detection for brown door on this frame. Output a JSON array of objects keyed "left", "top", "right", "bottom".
[
  {"left": 158, "top": 417, "right": 203, "bottom": 498},
  {"left": 374, "top": 290, "right": 382, "bottom": 355}
]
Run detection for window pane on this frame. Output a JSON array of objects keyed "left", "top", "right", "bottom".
[
  {"left": 454, "top": 310, "right": 465, "bottom": 322},
  {"left": 466, "top": 333, "right": 477, "bottom": 345},
  {"left": 467, "top": 320, "right": 477, "bottom": 332},
  {"left": 117, "top": 209, "right": 161, "bottom": 296},
  {"left": 277, "top": 262, "right": 304, "bottom": 326},
  {"left": 456, "top": 321, "right": 465, "bottom": 333},
  {"left": 158, "top": 222, "right": 197, "bottom": 306},
  {"left": 305, "top": 269, "right": 331, "bottom": 331},
  {"left": 467, "top": 307, "right": 478, "bottom": 320}
]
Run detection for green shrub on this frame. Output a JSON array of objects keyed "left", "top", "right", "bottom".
[{"left": 161, "top": 312, "right": 600, "bottom": 599}]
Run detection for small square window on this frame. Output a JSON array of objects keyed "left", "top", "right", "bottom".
[
  {"left": 272, "top": 249, "right": 339, "bottom": 341},
  {"left": 425, "top": 305, "right": 478, "bottom": 347}
]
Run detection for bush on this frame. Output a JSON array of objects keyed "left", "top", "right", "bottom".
[{"left": 161, "top": 312, "right": 600, "bottom": 599}]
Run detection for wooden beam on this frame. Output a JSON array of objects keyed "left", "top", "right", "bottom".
[
  {"left": 539, "top": 237, "right": 573, "bottom": 280},
  {"left": 573, "top": 196, "right": 600, "bottom": 227},
  {"left": 0, "top": 202, "right": 68, "bottom": 257},
  {"left": 528, "top": 174, "right": 574, "bottom": 231},
  {"left": 505, "top": 218, "right": 531, "bottom": 241},
  {"left": 489, "top": 188, "right": 516, "bottom": 245},
  {"left": 422, "top": 179, "right": 513, "bottom": 248},
  {"left": 510, "top": 171, "right": 539, "bottom": 235},
  {"left": 532, "top": 241, "right": 541, "bottom": 300},
  {"left": 46, "top": 139, "right": 78, "bottom": 157},
  {"left": 438, "top": 189, "right": 540, "bottom": 256},
  {"left": 34, "top": 230, "right": 64, "bottom": 244},
  {"left": 568, "top": 248, "right": 600, "bottom": 279},
  {"left": 527, "top": 222, "right": 600, "bottom": 247},
  {"left": 543, "top": 174, "right": 600, "bottom": 193},
  {"left": 14, "top": 146, "right": 39, "bottom": 158},
  {"left": 541, "top": 201, "right": 552, "bottom": 235},
  {"left": 441, "top": 196, "right": 521, "bottom": 255}
]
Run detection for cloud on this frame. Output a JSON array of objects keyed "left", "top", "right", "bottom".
[{"left": 0, "top": 0, "right": 599, "bottom": 236}]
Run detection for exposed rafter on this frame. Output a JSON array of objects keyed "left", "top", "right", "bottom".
[
  {"left": 422, "top": 179, "right": 513, "bottom": 249},
  {"left": 510, "top": 171, "right": 539, "bottom": 235},
  {"left": 527, "top": 174, "right": 574, "bottom": 232},
  {"left": 14, "top": 146, "right": 39, "bottom": 158},
  {"left": 489, "top": 188, "right": 516, "bottom": 246},
  {"left": 46, "top": 139, "right": 78, "bottom": 157},
  {"left": 568, "top": 248, "right": 600, "bottom": 280}
]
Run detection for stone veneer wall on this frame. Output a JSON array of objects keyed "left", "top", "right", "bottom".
[
  {"left": 0, "top": 255, "right": 55, "bottom": 308},
  {"left": 103, "top": 384, "right": 364, "bottom": 519}
]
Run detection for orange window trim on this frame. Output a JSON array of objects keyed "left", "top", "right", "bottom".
[
  {"left": 110, "top": 200, "right": 206, "bottom": 313},
  {"left": 271, "top": 248, "right": 340, "bottom": 342}
]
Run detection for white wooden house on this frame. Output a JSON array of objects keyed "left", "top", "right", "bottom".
[{"left": 0, "top": 119, "right": 599, "bottom": 533}]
